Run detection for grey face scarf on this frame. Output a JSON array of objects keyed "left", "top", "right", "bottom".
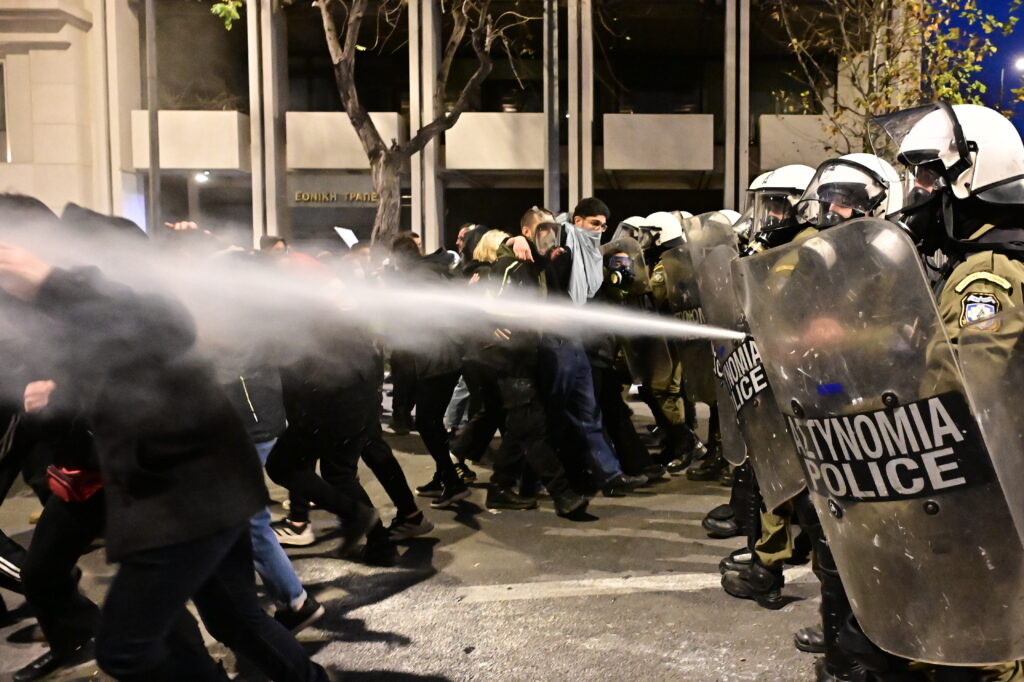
[{"left": 564, "top": 223, "right": 605, "bottom": 306}]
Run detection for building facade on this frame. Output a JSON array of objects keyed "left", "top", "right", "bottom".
[{"left": 0, "top": 0, "right": 837, "bottom": 251}]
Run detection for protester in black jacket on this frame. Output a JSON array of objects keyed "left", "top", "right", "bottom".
[{"left": 0, "top": 241, "right": 328, "bottom": 682}]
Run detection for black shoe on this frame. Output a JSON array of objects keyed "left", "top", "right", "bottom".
[
  {"left": 641, "top": 464, "right": 668, "bottom": 482},
  {"left": 360, "top": 541, "right": 399, "bottom": 567},
  {"left": 703, "top": 514, "right": 740, "bottom": 539},
  {"left": 719, "top": 465, "right": 735, "bottom": 486},
  {"left": 665, "top": 458, "right": 688, "bottom": 474},
  {"left": 686, "top": 451, "right": 727, "bottom": 481},
  {"left": 553, "top": 492, "right": 589, "bottom": 518},
  {"left": 14, "top": 641, "right": 94, "bottom": 682},
  {"left": 721, "top": 563, "right": 785, "bottom": 610},
  {"left": 795, "top": 624, "right": 825, "bottom": 654},
  {"left": 274, "top": 596, "right": 325, "bottom": 634},
  {"left": 601, "top": 473, "right": 648, "bottom": 497},
  {"left": 339, "top": 505, "right": 379, "bottom": 557},
  {"left": 486, "top": 486, "right": 538, "bottom": 510},
  {"left": 719, "top": 547, "right": 754, "bottom": 574},
  {"left": 454, "top": 461, "right": 478, "bottom": 484},
  {"left": 416, "top": 475, "right": 444, "bottom": 498},
  {"left": 430, "top": 480, "right": 470, "bottom": 508}
]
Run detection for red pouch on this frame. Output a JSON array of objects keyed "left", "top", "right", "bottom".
[{"left": 46, "top": 465, "right": 103, "bottom": 503}]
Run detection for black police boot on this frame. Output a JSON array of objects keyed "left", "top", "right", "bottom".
[
  {"left": 721, "top": 561, "right": 785, "bottom": 610},
  {"left": 813, "top": 657, "right": 868, "bottom": 682},
  {"left": 732, "top": 463, "right": 763, "bottom": 541},
  {"left": 787, "top": 530, "right": 812, "bottom": 566},
  {"left": 686, "top": 449, "right": 727, "bottom": 481},
  {"left": 795, "top": 624, "right": 826, "bottom": 654},
  {"left": 718, "top": 546, "right": 754, "bottom": 574},
  {"left": 486, "top": 486, "right": 538, "bottom": 510},
  {"left": 818, "top": 567, "right": 868, "bottom": 681},
  {"left": 702, "top": 503, "right": 740, "bottom": 538}
]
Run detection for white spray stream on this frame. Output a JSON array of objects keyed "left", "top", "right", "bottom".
[{"left": 0, "top": 225, "right": 745, "bottom": 404}]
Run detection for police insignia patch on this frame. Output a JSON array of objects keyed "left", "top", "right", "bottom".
[{"left": 960, "top": 292, "right": 1001, "bottom": 330}]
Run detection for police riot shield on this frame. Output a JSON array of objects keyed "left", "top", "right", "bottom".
[
  {"left": 690, "top": 243, "right": 745, "bottom": 468},
  {"left": 959, "top": 310, "right": 1024, "bottom": 550},
  {"left": 696, "top": 244, "right": 806, "bottom": 509},
  {"left": 659, "top": 244, "right": 716, "bottom": 403},
  {"left": 684, "top": 211, "right": 739, "bottom": 269},
  {"left": 732, "top": 217, "right": 1024, "bottom": 664},
  {"left": 658, "top": 245, "right": 701, "bottom": 318},
  {"left": 600, "top": 236, "right": 650, "bottom": 296}
]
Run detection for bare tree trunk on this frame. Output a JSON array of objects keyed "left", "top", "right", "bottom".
[{"left": 371, "top": 153, "right": 403, "bottom": 244}]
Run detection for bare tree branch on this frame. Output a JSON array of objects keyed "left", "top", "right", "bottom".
[{"left": 317, "top": 0, "right": 386, "bottom": 160}]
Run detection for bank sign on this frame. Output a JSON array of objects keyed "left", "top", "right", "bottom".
[
  {"left": 287, "top": 173, "right": 380, "bottom": 207},
  {"left": 784, "top": 392, "right": 993, "bottom": 502}
]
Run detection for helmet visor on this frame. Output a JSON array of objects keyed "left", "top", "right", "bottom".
[
  {"left": 795, "top": 159, "right": 890, "bottom": 228},
  {"left": 750, "top": 191, "right": 800, "bottom": 239},
  {"left": 872, "top": 102, "right": 969, "bottom": 172}
]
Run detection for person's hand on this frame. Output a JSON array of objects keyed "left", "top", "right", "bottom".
[
  {"left": 0, "top": 243, "right": 53, "bottom": 301},
  {"left": 468, "top": 273, "right": 481, "bottom": 286},
  {"left": 509, "top": 236, "right": 534, "bottom": 263},
  {"left": 494, "top": 328, "right": 512, "bottom": 341},
  {"left": 164, "top": 221, "right": 199, "bottom": 232},
  {"left": 24, "top": 380, "right": 57, "bottom": 413}
]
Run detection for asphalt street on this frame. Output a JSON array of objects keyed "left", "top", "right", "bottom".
[{"left": 0, "top": 402, "right": 821, "bottom": 681}]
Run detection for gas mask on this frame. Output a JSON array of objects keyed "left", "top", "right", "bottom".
[{"left": 606, "top": 254, "right": 635, "bottom": 289}]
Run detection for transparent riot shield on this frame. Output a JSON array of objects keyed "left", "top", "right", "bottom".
[
  {"left": 658, "top": 245, "right": 701, "bottom": 319},
  {"left": 732, "top": 217, "right": 1024, "bottom": 665},
  {"left": 960, "top": 310, "right": 1024, "bottom": 551},
  {"left": 697, "top": 244, "right": 806, "bottom": 510},
  {"left": 600, "top": 236, "right": 650, "bottom": 296},
  {"left": 684, "top": 211, "right": 740, "bottom": 269},
  {"left": 659, "top": 244, "right": 716, "bottom": 404}
]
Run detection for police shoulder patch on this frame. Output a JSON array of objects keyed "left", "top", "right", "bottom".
[{"left": 960, "top": 291, "right": 1001, "bottom": 330}]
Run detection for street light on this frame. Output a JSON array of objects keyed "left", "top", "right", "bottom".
[{"left": 1000, "top": 57, "right": 1024, "bottom": 109}]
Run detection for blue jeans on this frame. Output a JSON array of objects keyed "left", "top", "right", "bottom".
[
  {"left": 251, "top": 439, "right": 305, "bottom": 608},
  {"left": 443, "top": 375, "right": 471, "bottom": 431},
  {"left": 538, "top": 337, "right": 622, "bottom": 485}
]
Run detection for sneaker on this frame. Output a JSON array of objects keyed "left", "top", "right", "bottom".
[
  {"left": 430, "top": 481, "right": 471, "bottom": 508},
  {"left": 453, "top": 461, "right": 477, "bottom": 484},
  {"left": 485, "top": 486, "right": 538, "bottom": 510},
  {"left": 274, "top": 596, "right": 325, "bottom": 634},
  {"left": 271, "top": 519, "right": 315, "bottom": 546},
  {"left": 416, "top": 475, "right": 444, "bottom": 498},
  {"left": 388, "top": 511, "right": 435, "bottom": 541}
]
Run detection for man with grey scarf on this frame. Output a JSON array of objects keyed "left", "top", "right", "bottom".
[{"left": 507, "top": 198, "right": 647, "bottom": 496}]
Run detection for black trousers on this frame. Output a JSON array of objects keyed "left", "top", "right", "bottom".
[
  {"left": 289, "top": 393, "right": 417, "bottom": 523},
  {"left": 21, "top": 492, "right": 104, "bottom": 656},
  {"left": 96, "top": 523, "right": 326, "bottom": 682},
  {"left": 414, "top": 371, "right": 461, "bottom": 485},
  {"left": 491, "top": 369, "right": 574, "bottom": 501},
  {"left": 591, "top": 364, "right": 653, "bottom": 476},
  {"left": 267, "top": 386, "right": 384, "bottom": 541},
  {"left": 390, "top": 351, "right": 417, "bottom": 427},
  {"left": 450, "top": 362, "right": 504, "bottom": 464}
]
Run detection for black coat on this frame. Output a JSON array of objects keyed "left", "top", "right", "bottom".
[{"left": 32, "top": 267, "right": 267, "bottom": 561}]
